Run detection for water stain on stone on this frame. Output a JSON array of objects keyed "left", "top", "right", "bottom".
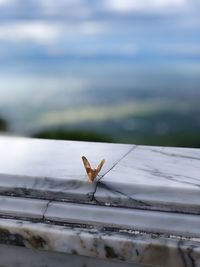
[
  {"left": 0, "top": 228, "right": 10, "bottom": 241},
  {"left": 27, "top": 235, "right": 47, "bottom": 249},
  {"left": 71, "top": 249, "right": 78, "bottom": 255},
  {"left": 79, "top": 237, "right": 86, "bottom": 249},
  {"left": 104, "top": 245, "right": 118, "bottom": 259},
  {"left": 2, "top": 229, "right": 46, "bottom": 250},
  {"left": 23, "top": 229, "right": 47, "bottom": 249},
  {"left": 0, "top": 228, "right": 24, "bottom": 246}
]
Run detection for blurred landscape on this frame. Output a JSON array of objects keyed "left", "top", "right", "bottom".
[{"left": 0, "top": 0, "right": 200, "bottom": 147}]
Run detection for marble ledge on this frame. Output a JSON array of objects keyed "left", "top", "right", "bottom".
[
  {"left": 0, "top": 136, "right": 199, "bottom": 267},
  {"left": 95, "top": 145, "right": 200, "bottom": 214},
  {"left": 0, "top": 195, "right": 48, "bottom": 219},
  {"left": 0, "top": 136, "right": 134, "bottom": 202},
  {"left": 0, "top": 194, "right": 200, "bottom": 239},
  {"left": 0, "top": 218, "right": 199, "bottom": 267},
  {"left": 0, "top": 136, "right": 199, "bottom": 214},
  {"left": 45, "top": 201, "right": 200, "bottom": 238}
]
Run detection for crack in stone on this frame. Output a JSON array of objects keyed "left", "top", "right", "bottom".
[
  {"left": 95, "top": 181, "right": 150, "bottom": 207},
  {"left": 42, "top": 200, "right": 52, "bottom": 220},
  {"left": 90, "top": 145, "right": 137, "bottom": 202},
  {"left": 148, "top": 167, "right": 200, "bottom": 189}
]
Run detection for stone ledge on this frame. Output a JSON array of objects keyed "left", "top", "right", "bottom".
[
  {"left": 0, "top": 218, "right": 199, "bottom": 267},
  {"left": 0, "top": 136, "right": 199, "bottom": 213},
  {"left": 0, "top": 136, "right": 199, "bottom": 267}
]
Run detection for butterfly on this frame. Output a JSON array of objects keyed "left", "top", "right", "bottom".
[{"left": 82, "top": 156, "right": 105, "bottom": 183}]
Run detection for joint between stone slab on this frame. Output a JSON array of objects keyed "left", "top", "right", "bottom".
[
  {"left": 42, "top": 200, "right": 52, "bottom": 220},
  {"left": 101, "top": 144, "right": 137, "bottom": 178},
  {"left": 91, "top": 145, "right": 137, "bottom": 202}
]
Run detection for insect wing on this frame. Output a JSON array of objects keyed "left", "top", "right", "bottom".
[
  {"left": 96, "top": 159, "right": 105, "bottom": 174},
  {"left": 82, "top": 156, "right": 92, "bottom": 175}
]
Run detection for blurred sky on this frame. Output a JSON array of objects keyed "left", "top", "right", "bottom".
[
  {"left": 0, "top": 0, "right": 200, "bottom": 133},
  {"left": 0, "top": 0, "right": 199, "bottom": 60}
]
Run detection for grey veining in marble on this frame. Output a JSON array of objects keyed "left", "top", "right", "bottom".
[{"left": 95, "top": 145, "right": 200, "bottom": 213}]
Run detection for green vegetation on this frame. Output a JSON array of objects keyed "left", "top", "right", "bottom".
[
  {"left": 0, "top": 117, "right": 7, "bottom": 131},
  {"left": 123, "top": 132, "right": 200, "bottom": 148},
  {"left": 33, "top": 128, "right": 200, "bottom": 148},
  {"left": 33, "top": 109, "right": 200, "bottom": 148},
  {"left": 34, "top": 129, "right": 112, "bottom": 143}
]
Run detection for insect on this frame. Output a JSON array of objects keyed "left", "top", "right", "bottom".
[{"left": 82, "top": 156, "right": 105, "bottom": 183}]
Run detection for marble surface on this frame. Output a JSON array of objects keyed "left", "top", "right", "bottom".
[
  {"left": 0, "top": 136, "right": 133, "bottom": 202},
  {"left": 0, "top": 196, "right": 47, "bottom": 219},
  {"left": 0, "top": 194, "right": 199, "bottom": 239},
  {"left": 0, "top": 136, "right": 199, "bottom": 267},
  {"left": 45, "top": 201, "right": 200, "bottom": 238},
  {"left": 0, "top": 218, "right": 199, "bottom": 267},
  {"left": 95, "top": 145, "right": 200, "bottom": 213},
  {"left": 0, "top": 244, "right": 142, "bottom": 267},
  {"left": 0, "top": 137, "right": 199, "bottom": 214}
]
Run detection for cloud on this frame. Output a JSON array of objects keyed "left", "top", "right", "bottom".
[
  {"left": 80, "top": 21, "right": 107, "bottom": 35},
  {"left": 37, "top": 0, "right": 91, "bottom": 18},
  {"left": 156, "top": 44, "right": 200, "bottom": 57},
  {"left": 0, "top": 0, "right": 16, "bottom": 7},
  {"left": 0, "top": 0, "right": 93, "bottom": 22},
  {"left": 0, "top": 0, "right": 199, "bottom": 62},
  {"left": 84, "top": 43, "right": 138, "bottom": 56},
  {"left": 103, "top": 0, "right": 188, "bottom": 13},
  {"left": 0, "top": 21, "right": 61, "bottom": 45}
]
